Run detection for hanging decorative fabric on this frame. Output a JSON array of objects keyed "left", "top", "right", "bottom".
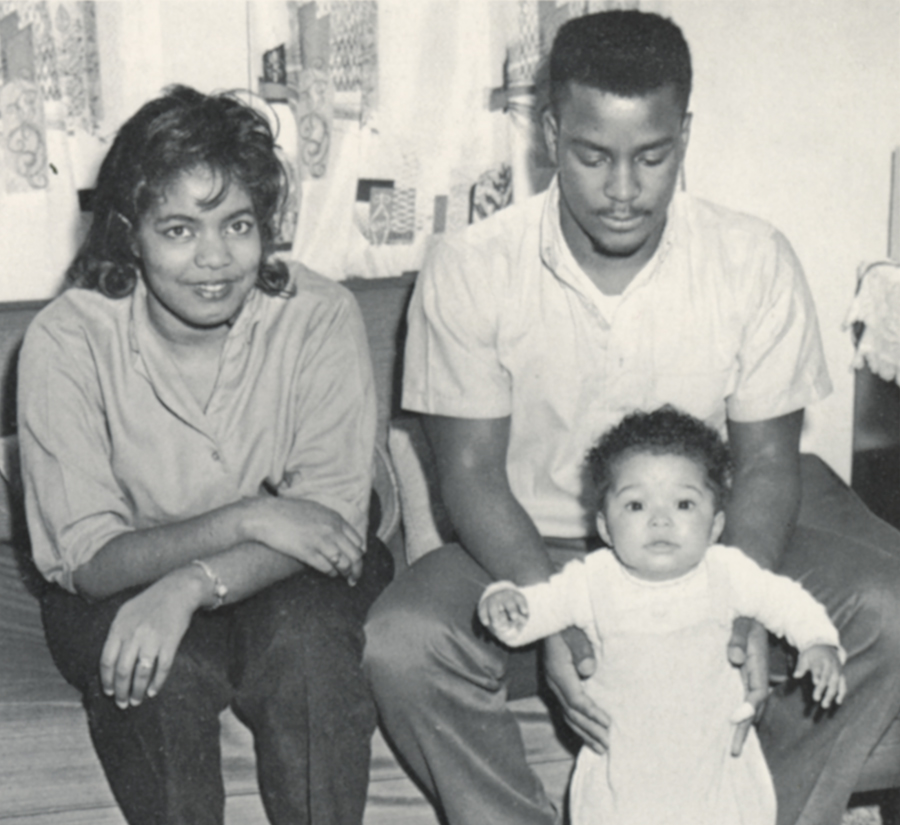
[
  {"left": 0, "top": 1, "right": 101, "bottom": 299},
  {"left": 0, "top": 1, "right": 102, "bottom": 136},
  {"left": 284, "top": 0, "right": 378, "bottom": 181},
  {"left": 845, "top": 260, "right": 900, "bottom": 384},
  {"left": 1, "top": 79, "right": 47, "bottom": 192}
]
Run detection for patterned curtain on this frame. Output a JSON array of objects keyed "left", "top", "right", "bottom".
[
  {"left": 249, "top": 0, "right": 638, "bottom": 281},
  {"left": 0, "top": 1, "right": 101, "bottom": 191},
  {"left": 0, "top": 1, "right": 102, "bottom": 298}
]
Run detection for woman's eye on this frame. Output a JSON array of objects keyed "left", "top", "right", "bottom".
[
  {"left": 163, "top": 225, "right": 192, "bottom": 240},
  {"left": 229, "top": 219, "right": 255, "bottom": 235}
]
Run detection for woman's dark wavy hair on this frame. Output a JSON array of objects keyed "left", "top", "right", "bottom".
[
  {"left": 549, "top": 10, "right": 692, "bottom": 116},
  {"left": 586, "top": 405, "right": 732, "bottom": 512},
  {"left": 66, "top": 85, "right": 290, "bottom": 298}
]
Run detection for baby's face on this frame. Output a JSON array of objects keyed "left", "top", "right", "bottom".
[{"left": 596, "top": 451, "right": 725, "bottom": 582}]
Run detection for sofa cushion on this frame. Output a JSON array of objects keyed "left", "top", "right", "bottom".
[
  {"left": 373, "top": 440, "right": 401, "bottom": 545},
  {"left": 0, "top": 434, "right": 22, "bottom": 544},
  {"left": 388, "top": 415, "right": 457, "bottom": 565},
  {"left": 344, "top": 274, "right": 416, "bottom": 446},
  {"left": 0, "top": 538, "right": 76, "bottom": 704}
]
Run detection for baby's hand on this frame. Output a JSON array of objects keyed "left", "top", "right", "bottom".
[
  {"left": 794, "top": 644, "right": 846, "bottom": 709},
  {"left": 479, "top": 588, "right": 529, "bottom": 643}
]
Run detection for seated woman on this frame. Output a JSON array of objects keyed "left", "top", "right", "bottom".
[{"left": 17, "top": 85, "right": 392, "bottom": 825}]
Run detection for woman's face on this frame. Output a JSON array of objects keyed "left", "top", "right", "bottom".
[{"left": 133, "top": 166, "right": 262, "bottom": 342}]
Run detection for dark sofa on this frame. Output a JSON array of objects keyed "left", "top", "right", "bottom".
[{"left": 0, "top": 275, "right": 897, "bottom": 824}]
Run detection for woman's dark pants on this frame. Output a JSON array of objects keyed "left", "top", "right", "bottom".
[{"left": 41, "top": 538, "right": 393, "bottom": 825}]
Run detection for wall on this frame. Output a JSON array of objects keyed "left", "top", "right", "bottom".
[
  {"left": 666, "top": 0, "right": 900, "bottom": 478},
  {"left": 1, "top": 0, "right": 897, "bottom": 479},
  {"left": 98, "top": 1, "right": 251, "bottom": 128}
]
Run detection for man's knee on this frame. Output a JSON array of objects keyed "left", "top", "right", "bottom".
[
  {"left": 363, "top": 583, "right": 449, "bottom": 694},
  {"left": 845, "top": 570, "right": 900, "bottom": 668},
  {"left": 364, "top": 586, "right": 498, "bottom": 697},
  {"left": 364, "top": 546, "right": 504, "bottom": 699},
  {"left": 786, "top": 524, "right": 900, "bottom": 669}
]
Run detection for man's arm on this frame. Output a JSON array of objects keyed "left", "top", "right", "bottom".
[
  {"left": 422, "top": 414, "right": 554, "bottom": 584},
  {"left": 723, "top": 410, "right": 804, "bottom": 569},
  {"left": 723, "top": 408, "right": 804, "bottom": 754},
  {"left": 422, "top": 413, "right": 611, "bottom": 752}
]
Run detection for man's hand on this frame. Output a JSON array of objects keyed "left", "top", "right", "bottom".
[
  {"left": 99, "top": 567, "right": 205, "bottom": 709},
  {"left": 727, "top": 616, "right": 770, "bottom": 756},
  {"left": 543, "top": 627, "right": 610, "bottom": 754},
  {"left": 247, "top": 497, "right": 365, "bottom": 585}
]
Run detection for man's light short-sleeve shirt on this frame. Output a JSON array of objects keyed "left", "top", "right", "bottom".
[
  {"left": 402, "top": 177, "right": 832, "bottom": 538},
  {"left": 20, "top": 265, "right": 376, "bottom": 592}
]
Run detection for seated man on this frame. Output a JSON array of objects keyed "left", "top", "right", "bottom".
[{"left": 364, "top": 9, "right": 900, "bottom": 825}]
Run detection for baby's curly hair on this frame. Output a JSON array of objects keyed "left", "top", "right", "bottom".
[{"left": 586, "top": 406, "right": 732, "bottom": 512}]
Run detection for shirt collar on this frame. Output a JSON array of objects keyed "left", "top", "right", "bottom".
[{"left": 539, "top": 174, "right": 679, "bottom": 296}]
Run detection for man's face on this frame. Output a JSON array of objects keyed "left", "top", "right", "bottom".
[{"left": 544, "top": 82, "right": 690, "bottom": 266}]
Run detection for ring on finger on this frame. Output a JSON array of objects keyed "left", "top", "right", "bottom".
[{"left": 137, "top": 657, "right": 154, "bottom": 670}]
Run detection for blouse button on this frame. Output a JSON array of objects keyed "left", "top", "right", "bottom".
[{"left": 211, "top": 450, "right": 221, "bottom": 462}]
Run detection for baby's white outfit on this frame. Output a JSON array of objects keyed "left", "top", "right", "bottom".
[{"left": 481, "top": 545, "right": 844, "bottom": 825}]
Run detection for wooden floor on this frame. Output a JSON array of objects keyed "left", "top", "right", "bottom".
[{"left": 0, "top": 696, "right": 575, "bottom": 825}]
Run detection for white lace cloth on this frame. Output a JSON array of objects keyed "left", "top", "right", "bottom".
[{"left": 845, "top": 260, "right": 900, "bottom": 383}]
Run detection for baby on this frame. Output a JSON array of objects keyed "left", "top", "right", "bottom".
[{"left": 479, "top": 406, "right": 845, "bottom": 825}]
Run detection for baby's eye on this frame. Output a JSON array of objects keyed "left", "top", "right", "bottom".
[
  {"left": 677, "top": 500, "right": 696, "bottom": 510},
  {"left": 625, "top": 501, "right": 644, "bottom": 512}
]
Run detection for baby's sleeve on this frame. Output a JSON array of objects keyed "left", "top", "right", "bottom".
[
  {"left": 714, "top": 545, "right": 845, "bottom": 660},
  {"left": 479, "top": 560, "right": 594, "bottom": 646}
]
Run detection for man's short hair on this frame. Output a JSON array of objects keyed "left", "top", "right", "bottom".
[
  {"left": 549, "top": 10, "right": 692, "bottom": 115},
  {"left": 585, "top": 405, "right": 731, "bottom": 512}
]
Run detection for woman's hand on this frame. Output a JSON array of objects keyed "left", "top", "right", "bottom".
[
  {"left": 99, "top": 566, "right": 207, "bottom": 709},
  {"left": 244, "top": 497, "right": 365, "bottom": 585},
  {"left": 543, "top": 628, "right": 611, "bottom": 754}
]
